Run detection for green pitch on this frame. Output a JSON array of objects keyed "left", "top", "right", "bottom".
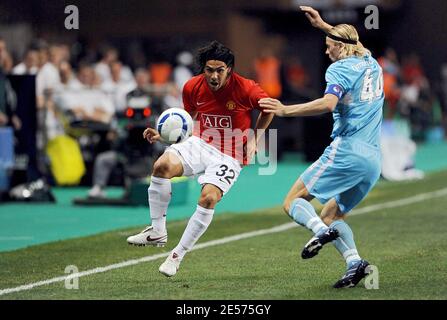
[{"left": 1, "top": 171, "right": 447, "bottom": 300}]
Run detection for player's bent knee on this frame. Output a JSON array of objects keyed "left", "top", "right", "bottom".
[
  {"left": 282, "top": 199, "right": 291, "bottom": 215},
  {"left": 322, "top": 213, "right": 344, "bottom": 225},
  {"left": 282, "top": 193, "right": 298, "bottom": 215},
  {"left": 199, "top": 191, "right": 221, "bottom": 209},
  {"left": 152, "top": 160, "right": 174, "bottom": 178},
  {"left": 322, "top": 216, "right": 334, "bottom": 226}
]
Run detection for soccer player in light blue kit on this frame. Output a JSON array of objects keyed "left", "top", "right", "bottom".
[{"left": 259, "top": 6, "right": 384, "bottom": 288}]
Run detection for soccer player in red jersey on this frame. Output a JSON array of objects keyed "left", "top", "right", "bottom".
[{"left": 127, "top": 41, "right": 274, "bottom": 277}]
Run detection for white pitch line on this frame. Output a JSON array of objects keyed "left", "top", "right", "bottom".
[
  {"left": 0, "top": 223, "right": 297, "bottom": 297},
  {"left": 350, "top": 187, "right": 447, "bottom": 216},
  {"left": 1, "top": 186, "right": 447, "bottom": 297}
]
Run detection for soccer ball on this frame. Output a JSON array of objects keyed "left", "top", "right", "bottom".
[{"left": 156, "top": 108, "right": 194, "bottom": 144}]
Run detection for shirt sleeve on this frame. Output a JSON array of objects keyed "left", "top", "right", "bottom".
[
  {"left": 248, "top": 83, "right": 269, "bottom": 111},
  {"left": 182, "top": 80, "right": 195, "bottom": 113},
  {"left": 324, "top": 63, "right": 352, "bottom": 99}
]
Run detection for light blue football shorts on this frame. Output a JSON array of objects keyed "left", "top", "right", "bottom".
[{"left": 300, "top": 137, "right": 381, "bottom": 214}]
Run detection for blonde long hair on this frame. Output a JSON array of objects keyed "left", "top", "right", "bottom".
[{"left": 328, "top": 24, "right": 371, "bottom": 59}]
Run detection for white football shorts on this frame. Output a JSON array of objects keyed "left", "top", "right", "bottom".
[{"left": 165, "top": 136, "right": 242, "bottom": 195}]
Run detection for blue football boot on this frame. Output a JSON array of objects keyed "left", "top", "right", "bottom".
[{"left": 333, "top": 260, "right": 370, "bottom": 288}]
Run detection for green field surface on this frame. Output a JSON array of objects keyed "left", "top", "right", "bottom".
[{"left": 1, "top": 171, "right": 447, "bottom": 300}]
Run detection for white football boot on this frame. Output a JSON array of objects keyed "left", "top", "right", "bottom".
[
  {"left": 159, "top": 252, "right": 181, "bottom": 277},
  {"left": 126, "top": 226, "right": 167, "bottom": 247}
]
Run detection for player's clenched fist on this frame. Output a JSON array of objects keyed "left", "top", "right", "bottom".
[{"left": 143, "top": 127, "right": 161, "bottom": 144}]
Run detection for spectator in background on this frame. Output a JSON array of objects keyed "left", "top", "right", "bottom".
[
  {"left": 173, "top": 51, "right": 193, "bottom": 92},
  {"left": 0, "top": 38, "right": 20, "bottom": 131},
  {"left": 0, "top": 75, "right": 20, "bottom": 131},
  {"left": 127, "top": 41, "right": 147, "bottom": 71},
  {"left": 126, "top": 68, "right": 156, "bottom": 117},
  {"left": 95, "top": 45, "right": 118, "bottom": 83},
  {"left": 282, "top": 55, "right": 311, "bottom": 100},
  {"left": 379, "top": 48, "right": 400, "bottom": 77},
  {"left": 95, "top": 45, "right": 133, "bottom": 84},
  {"left": 162, "top": 83, "right": 183, "bottom": 109},
  {"left": 0, "top": 38, "right": 7, "bottom": 69},
  {"left": 0, "top": 55, "right": 15, "bottom": 195},
  {"left": 35, "top": 42, "right": 65, "bottom": 143},
  {"left": 59, "top": 44, "right": 72, "bottom": 64},
  {"left": 378, "top": 48, "right": 401, "bottom": 118},
  {"left": 254, "top": 48, "right": 282, "bottom": 99},
  {"left": 0, "top": 37, "right": 13, "bottom": 73},
  {"left": 55, "top": 64, "right": 114, "bottom": 124},
  {"left": 55, "top": 64, "right": 116, "bottom": 191},
  {"left": 85, "top": 113, "right": 123, "bottom": 199},
  {"left": 36, "top": 42, "right": 62, "bottom": 107},
  {"left": 12, "top": 46, "right": 39, "bottom": 75},
  {"left": 400, "top": 54, "right": 434, "bottom": 140},
  {"left": 171, "top": 51, "right": 193, "bottom": 108},
  {"left": 402, "top": 53, "right": 424, "bottom": 85},
  {"left": 0, "top": 38, "right": 20, "bottom": 196},
  {"left": 101, "top": 61, "right": 136, "bottom": 113},
  {"left": 149, "top": 59, "right": 172, "bottom": 87},
  {"left": 149, "top": 58, "right": 176, "bottom": 109},
  {"left": 58, "top": 60, "right": 82, "bottom": 90},
  {"left": 87, "top": 68, "right": 159, "bottom": 199}
]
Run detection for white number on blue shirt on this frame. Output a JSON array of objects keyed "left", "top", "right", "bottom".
[{"left": 360, "top": 68, "right": 383, "bottom": 102}]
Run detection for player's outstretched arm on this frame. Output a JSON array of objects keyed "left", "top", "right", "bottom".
[
  {"left": 254, "top": 111, "right": 274, "bottom": 133},
  {"left": 245, "top": 111, "right": 274, "bottom": 162},
  {"left": 143, "top": 127, "right": 161, "bottom": 144},
  {"left": 259, "top": 94, "right": 338, "bottom": 117},
  {"left": 300, "top": 6, "right": 333, "bottom": 33}
]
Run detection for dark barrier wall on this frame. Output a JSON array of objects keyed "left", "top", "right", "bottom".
[{"left": 7, "top": 75, "right": 39, "bottom": 182}]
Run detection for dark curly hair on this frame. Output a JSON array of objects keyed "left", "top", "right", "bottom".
[{"left": 195, "top": 40, "right": 235, "bottom": 74}]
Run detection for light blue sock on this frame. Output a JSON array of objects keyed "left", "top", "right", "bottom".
[
  {"left": 330, "top": 220, "right": 361, "bottom": 269},
  {"left": 289, "top": 198, "right": 328, "bottom": 235}
]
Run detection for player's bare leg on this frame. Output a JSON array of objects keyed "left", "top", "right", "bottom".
[
  {"left": 282, "top": 178, "right": 313, "bottom": 214},
  {"left": 126, "top": 152, "right": 184, "bottom": 247},
  {"left": 197, "top": 184, "right": 222, "bottom": 209},
  {"left": 320, "top": 198, "right": 344, "bottom": 225},
  {"left": 159, "top": 184, "right": 222, "bottom": 277},
  {"left": 152, "top": 152, "right": 184, "bottom": 179}
]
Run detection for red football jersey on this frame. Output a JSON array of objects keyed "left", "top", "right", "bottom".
[{"left": 182, "top": 72, "right": 269, "bottom": 164}]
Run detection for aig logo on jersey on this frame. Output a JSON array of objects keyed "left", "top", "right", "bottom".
[
  {"left": 201, "top": 114, "right": 233, "bottom": 129},
  {"left": 226, "top": 100, "right": 236, "bottom": 111}
]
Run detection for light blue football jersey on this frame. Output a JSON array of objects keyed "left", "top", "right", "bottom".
[{"left": 324, "top": 54, "right": 384, "bottom": 147}]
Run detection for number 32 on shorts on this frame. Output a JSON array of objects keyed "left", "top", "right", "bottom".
[{"left": 216, "top": 165, "right": 236, "bottom": 185}]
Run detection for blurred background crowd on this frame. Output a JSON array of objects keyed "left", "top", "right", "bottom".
[
  {"left": 0, "top": 38, "right": 194, "bottom": 198},
  {"left": 1, "top": 0, "right": 446, "bottom": 201}
]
